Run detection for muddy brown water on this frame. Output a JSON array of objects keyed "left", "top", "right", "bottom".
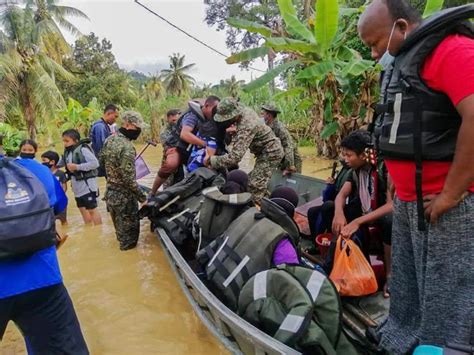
[{"left": 1, "top": 145, "right": 332, "bottom": 355}]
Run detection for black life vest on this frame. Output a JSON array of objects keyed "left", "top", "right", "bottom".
[
  {"left": 63, "top": 139, "right": 98, "bottom": 181},
  {"left": 374, "top": 5, "right": 474, "bottom": 229},
  {"left": 375, "top": 5, "right": 474, "bottom": 161},
  {"left": 165, "top": 101, "right": 218, "bottom": 153}
]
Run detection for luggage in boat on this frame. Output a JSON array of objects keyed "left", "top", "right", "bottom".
[
  {"left": 238, "top": 265, "right": 358, "bottom": 354},
  {"left": 140, "top": 168, "right": 224, "bottom": 246},
  {"left": 200, "top": 198, "right": 300, "bottom": 310}
]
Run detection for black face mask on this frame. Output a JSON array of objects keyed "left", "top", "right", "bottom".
[
  {"left": 42, "top": 162, "right": 54, "bottom": 168},
  {"left": 119, "top": 127, "right": 141, "bottom": 141},
  {"left": 65, "top": 145, "right": 75, "bottom": 152},
  {"left": 20, "top": 153, "right": 35, "bottom": 159}
]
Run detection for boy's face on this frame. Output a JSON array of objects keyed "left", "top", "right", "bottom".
[
  {"left": 41, "top": 157, "right": 55, "bottom": 168},
  {"left": 167, "top": 114, "right": 179, "bottom": 125},
  {"left": 342, "top": 148, "right": 367, "bottom": 169},
  {"left": 62, "top": 136, "right": 77, "bottom": 148}
]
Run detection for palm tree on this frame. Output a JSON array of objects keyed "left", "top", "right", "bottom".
[
  {"left": 0, "top": 5, "right": 74, "bottom": 139},
  {"left": 223, "top": 75, "right": 245, "bottom": 98},
  {"left": 160, "top": 53, "right": 196, "bottom": 97},
  {"left": 25, "top": 0, "right": 89, "bottom": 64},
  {"left": 144, "top": 75, "right": 164, "bottom": 140}
]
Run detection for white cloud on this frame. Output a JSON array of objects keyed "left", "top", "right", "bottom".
[{"left": 60, "top": 0, "right": 267, "bottom": 85}]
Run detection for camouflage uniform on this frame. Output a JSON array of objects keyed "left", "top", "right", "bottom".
[
  {"left": 268, "top": 119, "right": 302, "bottom": 173},
  {"left": 159, "top": 123, "right": 175, "bottom": 186},
  {"left": 159, "top": 123, "right": 174, "bottom": 151},
  {"left": 100, "top": 111, "right": 147, "bottom": 250},
  {"left": 211, "top": 98, "right": 283, "bottom": 204}
]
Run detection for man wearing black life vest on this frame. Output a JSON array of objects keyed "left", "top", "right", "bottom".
[
  {"left": 359, "top": 1, "right": 474, "bottom": 352},
  {"left": 150, "top": 96, "right": 221, "bottom": 195}
]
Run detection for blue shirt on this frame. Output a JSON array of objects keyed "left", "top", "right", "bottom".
[
  {"left": 90, "top": 118, "right": 112, "bottom": 156},
  {"left": 0, "top": 159, "right": 63, "bottom": 298}
]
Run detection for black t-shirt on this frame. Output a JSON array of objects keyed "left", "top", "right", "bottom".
[{"left": 54, "top": 170, "right": 67, "bottom": 184}]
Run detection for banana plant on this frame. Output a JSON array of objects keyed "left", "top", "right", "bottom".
[
  {"left": 423, "top": 0, "right": 445, "bottom": 18},
  {"left": 226, "top": 0, "right": 378, "bottom": 157}
]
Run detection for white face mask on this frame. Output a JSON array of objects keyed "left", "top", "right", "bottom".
[{"left": 379, "top": 21, "right": 402, "bottom": 70}]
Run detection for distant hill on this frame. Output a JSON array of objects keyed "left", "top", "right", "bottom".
[{"left": 128, "top": 70, "right": 149, "bottom": 83}]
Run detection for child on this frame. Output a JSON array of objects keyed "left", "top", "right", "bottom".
[
  {"left": 18, "top": 139, "right": 38, "bottom": 159},
  {"left": 327, "top": 131, "right": 393, "bottom": 296},
  {"left": 62, "top": 129, "right": 102, "bottom": 225},
  {"left": 41, "top": 150, "right": 68, "bottom": 225},
  {"left": 187, "top": 132, "right": 217, "bottom": 173}
]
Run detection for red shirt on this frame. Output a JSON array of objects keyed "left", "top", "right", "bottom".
[{"left": 386, "top": 34, "right": 474, "bottom": 201}]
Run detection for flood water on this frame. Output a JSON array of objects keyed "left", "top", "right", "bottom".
[{"left": 1, "top": 144, "right": 332, "bottom": 355}]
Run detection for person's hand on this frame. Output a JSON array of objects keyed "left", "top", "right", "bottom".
[
  {"left": 340, "top": 219, "right": 360, "bottom": 239},
  {"left": 332, "top": 213, "right": 347, "bottom": 236},
  {"left": 226, "top": 124, "right": 236, "bottom": 135},
  {"left": 66, "top": 163, "right": 78, "bottom": 172},
  {"left": 424, "top": 192, "right": 467, "bottom": 224},
  {"left": 203, "top": 155, "right": 211, "bottom": 167},
  {"left": 282, "top": 166, "right": 297, "bottom": 176},
  {"left": 325, "top": 177, "right": 335, "bottom": 184}
]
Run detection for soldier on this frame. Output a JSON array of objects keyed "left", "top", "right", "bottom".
[
  {"left": 100, "top": 111, "right": 147, "bottom": 251},
  {"left": 160, "top": 109, "right": 181, "bottom": 186},
  {"left": 206, "top": 98, "right": 284, "bottom": 204},
  {"left": 261, "top": 103, "right": 302, "bottom": 174}
]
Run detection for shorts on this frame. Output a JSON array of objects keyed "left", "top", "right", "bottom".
[{"left": 75, "top": 192, "right": 98, "bottom": 210}]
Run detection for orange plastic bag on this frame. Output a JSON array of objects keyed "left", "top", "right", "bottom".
[{"left": 329, "top": 236, "right": 378, "bottom": 296}]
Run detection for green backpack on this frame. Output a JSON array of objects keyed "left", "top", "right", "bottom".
[{"left": 238, "top": 265, "right": 358, "bottom": 354}]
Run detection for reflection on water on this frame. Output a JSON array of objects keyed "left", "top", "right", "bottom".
[{"left": 1, "top": 144, "right": 332, "bottom": 355}]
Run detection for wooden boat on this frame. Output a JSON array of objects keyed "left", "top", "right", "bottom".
[{"left": 151, "top": 172, "right": 389, "bottom": 354}]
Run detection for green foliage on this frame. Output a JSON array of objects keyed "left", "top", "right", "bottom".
[
  {"left": 314, "top": 0, "right": 339, "bottom": 52},
  {"left": 226, "top": 18, "right": 273, "bottom": 37},
  {"left": 242, "top": 60, "right": 300, "bottom": 92},
  {"left": 227, "top": 0, "right": 380, "bottom": 157},
  {"left": 0, "top": 4, "right": 75, "bottom": 139},
  {"left": 423, "top": 0, "right": 445, "bottom": 18},
  {"left": 277, "top": 0, "right": 315, "bottom": 43},
  {"left": 0, "top": 122, "right": 26, "bottom": 156},
  {"left": 59, "top": 32, "right": 137, "bottom": 108},
  {"left": 56, "top": 97, "right": 101, "bottom": 137},
  {"left": 226, "top": 46, "right": 268, "bottom": 64}
]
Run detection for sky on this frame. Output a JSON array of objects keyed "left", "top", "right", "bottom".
[{"left": 60, "top": 0, "right": 268, "bottom": 85}]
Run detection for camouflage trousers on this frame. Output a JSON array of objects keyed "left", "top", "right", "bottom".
[
  {"left": 249, "top": 155, "right": 282, "bottom": 205},
  {"left": 105, "top": 187, "right": 140, "bottom": 250}
]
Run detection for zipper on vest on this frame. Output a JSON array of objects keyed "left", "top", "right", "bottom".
[{"left": 0, "top": 207, "right": 52, "bottom": 222}]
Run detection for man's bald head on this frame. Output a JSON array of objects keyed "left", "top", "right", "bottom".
[{"left": 358, "top": 0, "right": 421, "bottom": 61}]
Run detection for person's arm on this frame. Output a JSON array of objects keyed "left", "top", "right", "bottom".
[
  {"left": 280, "top": 127, "right": 296, "bottom": 169},
  {"left": 180, "top": 125, "right": 206, "bottom": 147},
  {"left": 332, "top": 181, "right": 352, "bottom": 235},
  {"left": 341, "top": 174, "right": 395, "bottom": 237},
  {"left": 209, "top": 125, "right": 254, "bottom": 169},
  {"left": 120, "top": 146, "right": 147, "bottom": 202},
  {"left": 426, "top": 94, "right": 474, "bottom": 222},
  {"left": 74, "top": 148, "right": 99, "bottom": 172}
]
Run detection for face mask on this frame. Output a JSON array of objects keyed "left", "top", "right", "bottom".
[
  {"left": 20, "top": 153, "right": 35, "bottom": 159},
  {"left": 42, "top": 162, "right": 53, "bottom": 168},
  {"left": 119, "top": 127, "right": 141, "bottom": 140}
]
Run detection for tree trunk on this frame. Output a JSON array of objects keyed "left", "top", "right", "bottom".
[
  {"left": 20, "top": 82, "right": 37, "bottom": 140},
  {"left": 303, "top": 0, "right": 312, "bottom": 19},
  {"left": 268, "top": 50, "right": 275, "bottom": 93},
  {"left": 150, "top": 109, "right": 160, "bottom": 142}
]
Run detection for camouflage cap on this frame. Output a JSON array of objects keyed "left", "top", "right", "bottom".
[
  {"left": 261, "top": 103, "right": 281, "bottom": 114},
  {"left": 214, "top": 97, "right": 244, "bottom": 122},
  {"left": 121, "top": 110, "right": 147, "bottom": 129}
]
